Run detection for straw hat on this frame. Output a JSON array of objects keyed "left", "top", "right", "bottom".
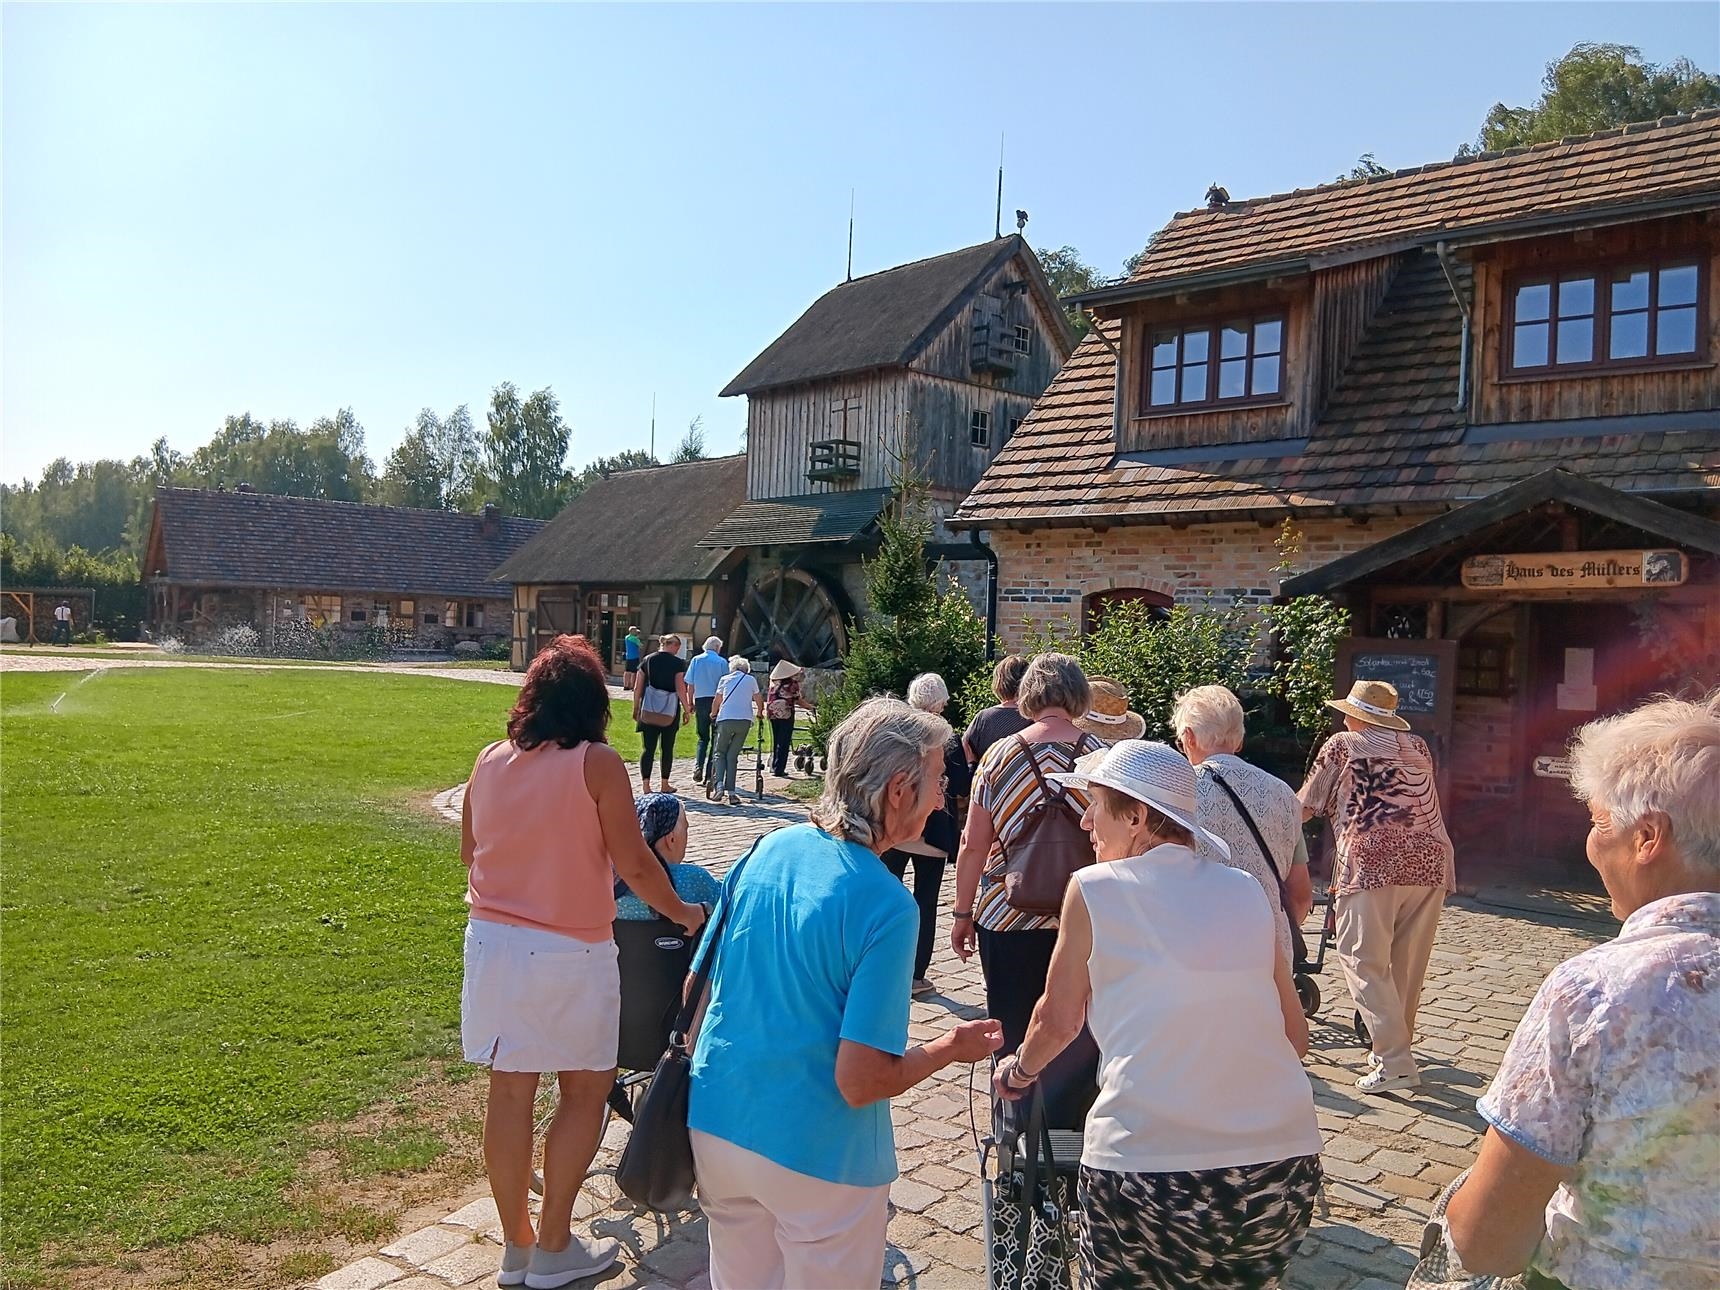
[
  {"left": 769, "top": 659, "right": 804, "bottom": 682},
  {"left": 1074, "top": 676, "right": 1147, "bottom": 742},
  {"left": 1327, "top": 679, "right": 1411, "bottom": 731},
  {"left": 1049, "top": 740, "right": 1230, "bottom": 859}
]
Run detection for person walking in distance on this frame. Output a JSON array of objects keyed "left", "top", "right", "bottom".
[
  {"left": 1300, "top": 679, "right": 1454, "bottom": 1093},
  {"left": 632, "top": 634, "right": 692, "bottom": 794},
  {"left": 686, "top": 635, "right": 728, "bottom": 786},
  {"left": 707, "top": 657, "right": 764, "bottom": 806},
  {"left": 766, "top": 659, "right": 811, "bottom": 778},
  {"left": 622, "top": 625, "right": 643, "bottom": 690},
  {"left": 53, "top": 600, "right": 73, "bottom": 646}
]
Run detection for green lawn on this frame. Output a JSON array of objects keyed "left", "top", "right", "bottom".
[{"left": 0, "top": 667, "right": 641, "bottom": 1280}]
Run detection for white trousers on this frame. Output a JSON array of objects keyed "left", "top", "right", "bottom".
[
  {"left": 1336, "top": 884, "right": 1445, "bottom": 1077},
  {"left": 691, "top": 1129, "right": 890, "bottom": 1290}
]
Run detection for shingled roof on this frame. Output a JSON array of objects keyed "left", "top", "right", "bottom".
[
  {"left": 148, "top": 489, "right": 545, "bottom": 597},
  {"left": 721, "top": 236, "right": 1061, "bottom": 397},
  {"left": 493, "top": 455, "right": 748, "bottom": 586},
  {"left": 1077, "top": 110, "right": 1720, "bottom": 303},
  {"left": 697, "top": 487, "right": 894, "bottom": 548}
]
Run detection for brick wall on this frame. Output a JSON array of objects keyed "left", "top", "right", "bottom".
[{"left": 987, "top": 514, "right": 1424, "bottom": 643}]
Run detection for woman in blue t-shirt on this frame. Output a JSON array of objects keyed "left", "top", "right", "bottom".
[{"left": 688, "top": 698, "right": 1003, "bottom": 1290}]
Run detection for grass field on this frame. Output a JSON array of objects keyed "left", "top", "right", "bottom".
[{"left": 0, "top": 666, "right": 640, "bottom": 1283}]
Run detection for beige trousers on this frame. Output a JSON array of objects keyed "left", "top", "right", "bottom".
[
  {"left": 1335, "top": 884, "right": 1445, "bottom": 1077},
  {"left": 691, "top": 1129, "right": 890, "bottom": 1290}
]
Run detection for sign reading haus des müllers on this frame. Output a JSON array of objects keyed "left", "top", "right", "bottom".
[{"left": 1461, "top": 549, "right": 1688, "bottom": 591}]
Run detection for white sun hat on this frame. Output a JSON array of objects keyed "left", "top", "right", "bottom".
[{"left": 1048, "top": 739, "right": 1231, "bottom": 859}]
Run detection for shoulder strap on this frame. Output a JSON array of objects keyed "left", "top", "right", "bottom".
[
  {"left": 668, "top": 840, "right": 759, "bottom": 1046},
  {"left": 1208, "top": 768, "right": 1284, "bottom": 882},
  {"left": 1014, "top": 735, "right": 1067, "bottom": 805}
]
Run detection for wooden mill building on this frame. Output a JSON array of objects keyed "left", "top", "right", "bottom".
[
  {"left": 493, "top": 455, "right": 749, "bottom": 672},
  {"left": 698, "top": 234, "right": 1075, "bottom": 668},
  {"left": 954, "top": 111, "right": 1720, "bottom": 874}
]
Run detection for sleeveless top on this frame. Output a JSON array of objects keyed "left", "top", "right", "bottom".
[
  {"left": 465, "top": 740, "right": 616, "bottom": 942},
  {"left": 1074, "top": 844, "right": 1322, "bottom": 1173}
]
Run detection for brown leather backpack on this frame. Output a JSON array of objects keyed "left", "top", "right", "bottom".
[{"left": 1000, "top": 737, "right": 1096, "bottom": 915}]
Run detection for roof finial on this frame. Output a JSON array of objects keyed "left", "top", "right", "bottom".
[
  {"left": 1205, "top": 183, "right": 1231, "bottom": 210},
  {"left": 995, "top": 133, "right": 1004, "bottom": 239},
  {"left": 846, "top": 189, "right": 855, "bottom": 282}
]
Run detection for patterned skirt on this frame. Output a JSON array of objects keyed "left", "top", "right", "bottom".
[{"left": 1076, "top": 1155, "right": 1322, "bottom": 1289}]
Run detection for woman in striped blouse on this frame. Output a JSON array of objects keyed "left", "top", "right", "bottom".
[{"left": 951, "top": 652, "right": 1104, "bottom": 1126}]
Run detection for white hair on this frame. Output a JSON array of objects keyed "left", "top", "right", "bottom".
[
  {"left": 727, "top": 655, "right": 750, "bottom": 673},
  {"left": 1568, "top": 690, "right": 1720, "bottom": 876},
  {"left": 810, "top": 697, "right": 950, "bottom": 850},
  {"left": 703, "top": 635, "right": 723, "bottom": 652},
  {"left": 1172, "top": 684, "right": 1246, "bottom": 754},
  {"left": 907, "top": 672, "right": 949, "bottom": 712}
]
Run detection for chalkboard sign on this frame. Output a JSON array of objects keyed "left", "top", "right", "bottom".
[{"left": 1351, "top": 651, "right": 1441, "bottom": 715}]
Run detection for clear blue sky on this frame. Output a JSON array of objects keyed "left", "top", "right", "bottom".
[{"left": 4, "top": 2, "right": 1715, "bottom": 485}]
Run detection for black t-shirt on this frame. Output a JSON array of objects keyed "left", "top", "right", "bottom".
[
  {"left": 641, "top": 651, "right": 686, "bottom": 692},
  {"left": 963, "top": 704, "right": 1033, "bottom": 766}
]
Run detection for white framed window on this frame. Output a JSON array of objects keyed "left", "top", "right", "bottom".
[
  {"left": 1013, "top": 324, "right": 1032, "bottom": 355},
  {"left": 970, "top": 409, "right": 991, "bottom": 447}
]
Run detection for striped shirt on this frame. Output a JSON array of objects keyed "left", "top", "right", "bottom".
[{"left": 973, "top": 733, "right": 1102, "bottom": 932}]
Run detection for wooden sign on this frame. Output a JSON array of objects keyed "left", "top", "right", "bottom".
[
  {"left": 1533, "top": 755, "right": 1574, "bottom": 780},
  {"left": 1461, "top": 549, "right": 1687, "bottom": 591}
]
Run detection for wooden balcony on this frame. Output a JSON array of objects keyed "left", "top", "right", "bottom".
[{"left": 807, "top": 438, "right": 862, "bottom": 483}]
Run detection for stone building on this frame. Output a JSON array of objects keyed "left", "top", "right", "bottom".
[
  {"left": 954, "top": 111, "right": 1720, "bottom": 873},
  {"left": 143, "top": 486, "right": 543, "bottom": 651}
]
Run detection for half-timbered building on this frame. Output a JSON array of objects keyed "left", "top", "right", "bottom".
[
  {"left": 700, "top": 234, "right": 1075, "bottom": 667},
  {"left": 954, "top": 111, "right": 1720, "bottom": 874}
]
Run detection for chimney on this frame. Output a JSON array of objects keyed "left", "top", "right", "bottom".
[
  {"left": 480, "top": 502, "right": 499, "bottom": 537},
  {"left": 235, "top": 482, "right": 255, "bottom": 494}
]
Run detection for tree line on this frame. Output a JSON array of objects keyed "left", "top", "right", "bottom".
[{"left": 1, "top": 382, "right": 710, "bottom": 587}]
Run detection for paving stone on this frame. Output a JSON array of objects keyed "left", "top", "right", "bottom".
[
  {"left": 911, "top": 1163, "right": 973, "bottom": 1192},
  {"left": 1419, "top": 1161, "right": 1465, "bottom": 1187},
  {"left": 1369, "top": 1147, "right": 1429, "bottom": 1176},
  {"left": 641, "top": 1236, "right": 710, "bottom": 1282},
  {"left": 382, "top": 1279, "right": 449, "bottom": 1290},
  {"left": 1321, "top": 1135, "right": 1379, "bottom": 1163},
  {"left": 317, "top": 1258, "right": 408, "bottom": 1290},
  {"left": 380, "top": 1225, "right": 468, "bottom": 1267},
  {"left": 1321, "top": 1156, "right": 1383, "bottom": 1184},
  {"left": 889, "top": 1177, "right": 943, "bottom": 1214},
  {"left": 423, "top": 1241, "right": 503, "bottom": 1286},
  {"left": 923, "top": 1196, "right": 984, "bottom": 1235},
  {"left": 1378, "top": 1171, "right": 1440, "bottom": 1201},
  {"left": 441, "top": 1197, "right": 501, "bottom": 1231}
]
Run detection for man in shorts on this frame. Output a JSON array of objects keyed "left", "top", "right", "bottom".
[{"left": 622, "top": 626, "right": 643, "bottom": 688}]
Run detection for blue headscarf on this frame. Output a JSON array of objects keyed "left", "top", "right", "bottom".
[{"left": 616, "top": 792, "right": 682, "bottom": 899}]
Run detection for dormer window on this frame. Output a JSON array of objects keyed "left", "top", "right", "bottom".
[
  {"left": 1508, "top": 259, "right": 1701, "bottom": 374},
  {"left": 1143, "top": 315, "right": 1284, "bottom": 411}
]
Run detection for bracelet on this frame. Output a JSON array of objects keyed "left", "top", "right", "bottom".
[
  {"left": 1005, "top": 1056, "right": 1040, "bottom": 1085},
  {"left": 952, "top": 910, "right": 974, "bottom": 921}
]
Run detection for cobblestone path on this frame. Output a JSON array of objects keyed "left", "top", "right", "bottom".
[{"left": 325, "top": 782, "right": 1612, "bottom": 1290}]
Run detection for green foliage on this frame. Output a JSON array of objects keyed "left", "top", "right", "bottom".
[
  {"left": 670, "top": 416, "right": 709, "bottom": 463},
  {"left": 1337, "top": 152, "right": 1391, "bottom": 181},
  {"left": 809, "top": 481, "right": 988, "bottom": 749},
  {"left": 1468, "top": 42, "right": 1720, "bottom": 152},
  {"left": 481, "top": 382, "right": 574, "bottom": 519},
  {"left": 0, "top": 668, "right": 644, "bottom": 1275},
  {"left": 381, "top": 405, "right": 478, "bottom": 511},
  {"left": 1034, "top": 244, "right": 1103, "bottom": 336},
  {"left": 1261, "top": 595, "right": 1351, "bottom": 739}
]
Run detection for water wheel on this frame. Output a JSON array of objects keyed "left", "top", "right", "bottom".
[{"left": 729, "top": 568, "right": 848, "bottom": 670}]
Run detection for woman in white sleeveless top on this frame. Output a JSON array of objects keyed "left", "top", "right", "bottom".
[{"left": 994, "top": 740, "right": 1323, "bottom": 1290}]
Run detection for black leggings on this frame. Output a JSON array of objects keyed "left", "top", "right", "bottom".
[
  {"left": 881, "top": 850, "right": 945, "bottom": 981},
  {"left": 640, "top": 723, "right": 679, "bottom": 781},
  {"left": 978, "top": 925, "right": 1100, "bottom": 1129},
  {"left": 769, "top": 718, "right": 796, "bottom": 776}
]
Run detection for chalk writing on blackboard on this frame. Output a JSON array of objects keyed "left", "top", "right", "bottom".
[{"left": 1351, "top": 652, "right": 1440, "bottom": 715}]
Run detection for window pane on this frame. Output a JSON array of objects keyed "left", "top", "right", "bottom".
[
  {"left": 1218, "top": 358, "right": 1248, "bottom": 398},
  {"left": 1513, "top": 321, "right": 1549, "bottom": 367},
  {"left": 1182, "top": 329, "right": 1209, "bottom": 363},
  {"left": 1254, "top": 318, "right": 1283, "bottom": 353},
  {"left": 1514, "top": 282, "right": 1551, "bottom": 323},
  {"left": 1610, "top": 269, "right": 1650, "bottom": 313},
  {"left": 1556, "top": 317, "right": 1593, "bottom": 364},
  {"left": 1149, "top": 368, "right": 1178, "bottom": 406},
  {"left": 1180, "top": 363, "right": 1208, "bottom": 403},
  {"left": 1151, "top": 331, "right": 1178, "bottom": 367},
  {"left": 1610, "top": 310, "right": 1649, "bottom": 359},
  {"left": 1558, "top": 276, "right": 1595, "bottom": 318},
  {"left": 1220, "top": 324, "right": 1249, "bottom": 358},
  {"left": 1658, "top": 263, "right": 1698, "bottom": 307},
  {"left": 1252, "top": 354, "right": 1281, "bottom": 395},
  {"left": 1656, "top": 305, "right": 1697, "bottom": 355}
]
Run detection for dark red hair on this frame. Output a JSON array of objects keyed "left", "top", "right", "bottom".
[{"left": 508, "top": 634, "right": 611, "bottom": 750}]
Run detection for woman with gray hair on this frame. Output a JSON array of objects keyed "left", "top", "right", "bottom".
[
  {"left": 952, "top": 652, "right": 1104, "bottom": 1125},
  {"left": 1174, "top": 684, "right": 1313, "bottom": 972},
  {"left": 883, "top": 674, "right": 973, "bottom": 996},
  {"left": 1434, "top": 689, "right": 1719, "bottom": 1289},
  {"left": 688, "top": 697, "right": 1003, "bottom": 1288}
]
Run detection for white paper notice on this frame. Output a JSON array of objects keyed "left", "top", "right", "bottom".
[
  {"left": 1564, "top": 648, "right": 1595, "bottom": 688},
  {"left": 1557, "top": 683, "right": 1598, "bottom": 712}
]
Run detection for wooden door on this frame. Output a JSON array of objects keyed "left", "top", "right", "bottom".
[{"left": 535, "top": 596, "right": 577, "bottom": 657}]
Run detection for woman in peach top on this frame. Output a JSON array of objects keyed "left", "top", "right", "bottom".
[{"left": 461, "top": 634, "right": 706, "bottom": 1289}]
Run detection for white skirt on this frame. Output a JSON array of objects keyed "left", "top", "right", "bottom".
[{"left": 462, "top": 918, "right": 620, "bottom": 1073}]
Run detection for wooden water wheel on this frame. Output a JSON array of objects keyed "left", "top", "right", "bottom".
[{"left": 729, "top": 568, "right": 848, "bottom": 671}]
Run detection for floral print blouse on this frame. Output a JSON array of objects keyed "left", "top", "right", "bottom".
[
  {"left": 1298, "top": 726, "right": 1454, "bottom": 895},
  {"left": 1476, "top": 892, "right": 1720, "bottom": 1289}
]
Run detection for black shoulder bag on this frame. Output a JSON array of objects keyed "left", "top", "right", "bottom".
[
  {"left": 1206, "top": 769, "right": 1307, "bottom": 967},
  {"left": 615, "top": 841, "right": 757, "bottom": 1211}
]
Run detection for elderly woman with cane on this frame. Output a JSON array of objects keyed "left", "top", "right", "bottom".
[
  {"left": 689, "top": 697, "right": 1003, "bottom": 1289},
  {"left": 994, "top": 740, "right": 1321, "bottom": 1290},
  {"left": 1430, "top": 690, "right": 1719, "bottom": 1289}
]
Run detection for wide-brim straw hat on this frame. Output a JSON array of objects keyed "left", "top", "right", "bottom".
[
  {"left": 1327, "top": 679, "right": 1410, "bottom": 731},
  {"left": 769, "top": 659, "right": 804, "bottom": 682},
  {"left": 1049, "top": 740, "right": 1231, "bottom": 859},
  {"left": 1073, "top": 676, "right": 1147, "bottom": 742}
]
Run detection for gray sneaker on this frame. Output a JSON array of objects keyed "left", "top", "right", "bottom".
[
  {"left": 498, "top": 1242, "right": 533, "bottom": 1287},
  {"left": 524, "top": 1235, "right": 621, "bottom": 1289}
]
